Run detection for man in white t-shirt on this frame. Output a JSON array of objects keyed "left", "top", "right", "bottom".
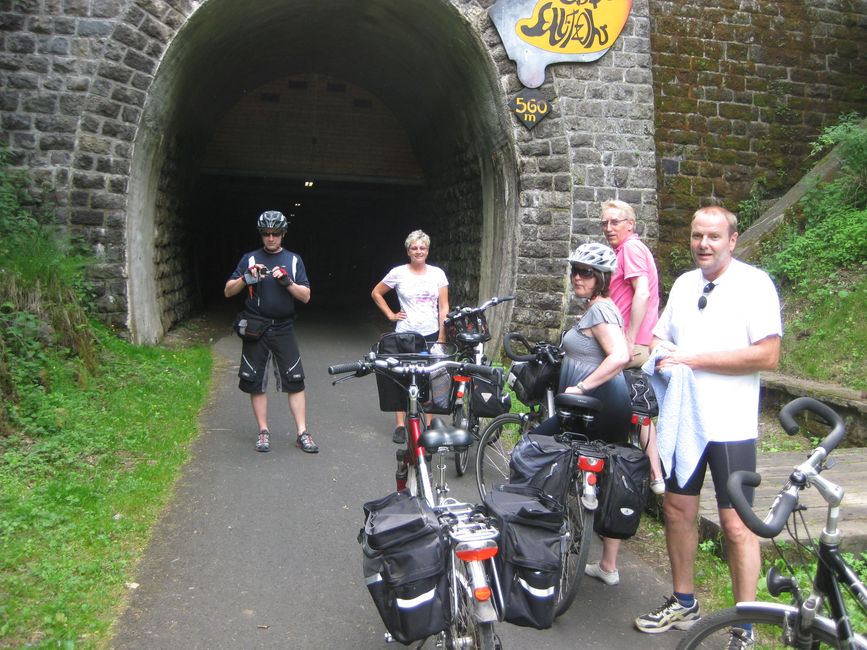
[{"left": 635, "top": 206, "right": 782, "bottom": 646}]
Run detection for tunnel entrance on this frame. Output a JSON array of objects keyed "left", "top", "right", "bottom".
[{"left": 127, "top": 0, "right": 519, "bottom": 343}]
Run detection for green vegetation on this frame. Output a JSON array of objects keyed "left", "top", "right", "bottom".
[
  {"left": 0, "top": 152, "right": 213, "bottom": 647},
  {"left": 759, "top": 114, "right": 867, "bottom": 390}
]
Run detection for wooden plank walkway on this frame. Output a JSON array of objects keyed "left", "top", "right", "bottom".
[{"left": 698, "top": 448, "right": 867, "bottom": 553}]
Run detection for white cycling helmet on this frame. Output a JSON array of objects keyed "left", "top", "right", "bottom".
[
  {"left": 567, "top": 242, "right": 617, "bottom": 273},
  {"left": 256, "top": 210, "right": 288, "bottom": 232}
]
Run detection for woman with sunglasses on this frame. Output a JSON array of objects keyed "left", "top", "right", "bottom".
[{"left": 533, "top": 242, "right": 633, "bottom": 586}]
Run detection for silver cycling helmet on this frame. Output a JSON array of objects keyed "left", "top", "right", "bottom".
[
  {"left": 567, "top": 242, "right": 617, "bottom": 273},
  {"left": 256, "top": 210, "right": 288, "bottom": 232}
]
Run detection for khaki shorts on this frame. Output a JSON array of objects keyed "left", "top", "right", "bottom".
[{"left": 626, "top": 343, "right": 650, "bottom": 369}]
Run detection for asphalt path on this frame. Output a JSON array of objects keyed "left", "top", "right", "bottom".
[{"left": 110, "top": 309, "right": 683, "bottom": 649}]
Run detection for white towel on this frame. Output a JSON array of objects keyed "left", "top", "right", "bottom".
[{"left": 641, "top": 349, "right": 709, "bottom": 488}]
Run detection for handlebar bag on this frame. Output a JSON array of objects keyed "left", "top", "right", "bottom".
[
  {"left": 623, "top": 368, "right": 659, "bottom": 417},
  {"left": 508, "top": 434, "right": 573, "bottom": 506},
  {"left": 507, "top": 359, "right": 557, "bottom": 406},
  {"left": 484, "top": 485, "right": 563, "bottom": 629},
  {"left": 360, "top": 491, "right": 450, "bottom": 644},
  {"left": 372, "top": 331, "right": 430, "bottom": 412},
  {"left": 593, "top": 443, "right": 650, "bottom": 539},
  {"left": 470, "top": 374, "right": 512, "bottom": 418}
]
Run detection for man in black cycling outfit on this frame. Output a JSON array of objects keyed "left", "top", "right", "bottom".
[
  {"left": 224, "top": 210, "right": 319, "bottom": 454},
  {"left": 634, "top": 206, "right": 781, "bottom": 648}
]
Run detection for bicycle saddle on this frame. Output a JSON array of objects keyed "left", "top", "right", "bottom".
[
  {"left": 457, "top": 331, "right": 489, "bottom": 346},
  {"left": 419, "top": 418, "right": 473, "bottom": 452},
  {"left": 554, "top": 393, "right": 603, "bottom": 414}
]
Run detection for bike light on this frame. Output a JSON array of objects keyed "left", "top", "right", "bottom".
[
  {"left": 473, "top": 586, "right": 492, "bottom": 601},
  {"left": 453, "top": 375, "right": 470, "bottom": 383},
  {"left": 631, "top": 414, "right": 639, "bottom": 425},
  {"left": 641, "top": 416, "right": 651, "bottom": 426},
  {"left": 455, "top": 540, "right": 498, "bottom": 562},
  {"left": 586, "top": 473, "right": 598, "bottom": 486},
  {"left": 578, "top": 455, "right": 605, "bottom": 472}
]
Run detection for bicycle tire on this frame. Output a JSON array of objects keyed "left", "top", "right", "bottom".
[
  {"left": 453, "top": 402, "right": 470, "bottom": 477},
  {"left": 555, "top": 481, "right": 594, "bottom": 617},
  {"left": 474, "top": 413, "right": 528, "bottom": 501},
  {"left": 445, "top": 563, "right": 499, "bottom": 650},
  {"left": 676, "top": 604, "right": 851, "bottom": 650}
]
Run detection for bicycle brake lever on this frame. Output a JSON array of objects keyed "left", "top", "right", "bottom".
[{"left": 332, "top": 374, "right": 356, "bottom": 386}]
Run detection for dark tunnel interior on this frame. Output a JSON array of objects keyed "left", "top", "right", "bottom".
[
  {"left": 191, "top": 174, "right": 430, "bottom": 312},
  {"left": 126, "top": 0, "right": 519, "bottom": 342}
]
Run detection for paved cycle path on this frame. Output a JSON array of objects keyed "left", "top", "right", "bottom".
[{"left": 110, "top": 309, "right": 681, "bottom": 649}]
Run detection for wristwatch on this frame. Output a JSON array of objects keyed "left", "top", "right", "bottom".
[{"left": 576, "top": 382, "right": 587, "bottom": 393}]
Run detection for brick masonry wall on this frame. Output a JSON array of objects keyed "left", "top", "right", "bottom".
[
  {"left": 1, "top": 0, "right": 864, "bottom": 341},
  {"left": 649, "top": 0, "right": 867, "bottom": 276}
]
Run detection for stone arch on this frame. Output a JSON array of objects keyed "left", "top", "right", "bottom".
[{"left": 67, "top": 0, "right": 522, "bottom": 343}]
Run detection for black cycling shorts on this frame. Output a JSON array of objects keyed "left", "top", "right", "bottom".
[
  {"left": 238, "top": 321, "right": 305, "bottom": 394},
  {"left": 664, "top": 439, "right": 756, "bottom": 509}
]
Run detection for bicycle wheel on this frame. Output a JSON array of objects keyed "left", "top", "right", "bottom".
[
  {"left": 474, "top": 413, "right": 528, "bottom": 501},
  {"left": 453, "top": 402, "right": 470, "bottom": 477},
  {"left": 445, "top": 564, "right": 499, "bottom": 650},
  {"left": 677, "top": 604, "right": 846, "bottom": 650},
  {"left": 554, "top": 480, "right": 594, "bottom": 617}
]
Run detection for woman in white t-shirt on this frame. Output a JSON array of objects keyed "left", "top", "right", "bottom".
[{"left": 371, "top": 230, "right": 450, "bottom": 443}]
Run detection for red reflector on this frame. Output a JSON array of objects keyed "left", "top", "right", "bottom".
[
  {"left": 456, "top": 389, "right": 465, "bottom": 398},
  {"left": 631, "top": 414, "right": 639, "bottom": 425},
  {"left": 453, "top": 375, "right": 470, "bottom": 383},
  {"left": 587, "top": 473, "right": 597, "bottom": 485},
  {"left": 578, "top": 455, "right": 605, "bottom": 472},
  {"left": 474, "top": 586, "right": 492, "bottom": 601},
  {"left": 456, "top": 546, "right": 498, "bottom": 562},
  {"left": 642, "top": 416, "right": 651, "bottom": 426}
]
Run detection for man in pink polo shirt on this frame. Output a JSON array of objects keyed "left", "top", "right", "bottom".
[{"left": 584, "top": 199, "right": 666, "bottom": 589}]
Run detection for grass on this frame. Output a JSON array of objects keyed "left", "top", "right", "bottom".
[{"left": 0, "top": 329, "right": 212, "bottom": 648}]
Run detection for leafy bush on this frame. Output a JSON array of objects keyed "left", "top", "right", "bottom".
[{"left": 0, "top": 150, "right": 97, "bottom": 434}]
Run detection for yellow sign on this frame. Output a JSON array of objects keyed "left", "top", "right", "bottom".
[{"left": 515, "top": 0, "right": 632, "bottom": 55}]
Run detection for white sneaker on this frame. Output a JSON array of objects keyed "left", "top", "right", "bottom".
[
  {"left": 584, "top": 562, "right": 620, "bottom": 585},
  {"left": 650, "top": 479, "right": 666, "bottom": 495}
]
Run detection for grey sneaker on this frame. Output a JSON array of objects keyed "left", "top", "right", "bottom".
[
  {"left": 296, "top": 431, "right": 319, "bottom": 454},
  {"left": 256, "top": 430, "right": 270, "bottom": 452},
  {"left": 392, "top": 426, "right": 406, "bottom": 444},
  {"left": 584, "top": 562, "right": 620, "bottom": 586},
  {"left": 727, "top": 627, "right": 755, "bottom": 650},
  {"left": 634, "top": 595, "right": 701, "bottom": 633}
]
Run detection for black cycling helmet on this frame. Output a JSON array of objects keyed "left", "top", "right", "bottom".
[{"left": 257, "top": 210, "right": 288, "bottom": 232}]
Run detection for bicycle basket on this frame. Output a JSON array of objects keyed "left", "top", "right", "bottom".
[
  {"left": 372, "top": 332, "right": 431, "bottom": 412},
  {"left": 445, "top": 311, "right": 490, "bottom": 347}
]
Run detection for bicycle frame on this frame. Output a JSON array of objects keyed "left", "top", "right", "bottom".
[{"left": 396, "top": 377, "right": 434, "bottom": 502}]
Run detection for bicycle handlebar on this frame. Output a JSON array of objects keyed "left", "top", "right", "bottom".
[
  {"left": 328, "top": 354, "right": 502, "bottom": 383},
  {"left": 328, "top": 361, "right": 366, "bottom": 376},
  {"left": 727, "top": 397, "right": 846, "bottom": 539},
  {"left": 443, "top": 295, "right": 515, "bottom": 324},
  {"left": 502, "top": 332, "right": 560, "bottom": 365}
]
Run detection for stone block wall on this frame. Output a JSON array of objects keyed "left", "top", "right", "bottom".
[{"left": 649, "top": 0, "right": 867, "bottom": 277}]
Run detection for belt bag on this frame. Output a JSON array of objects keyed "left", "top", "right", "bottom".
[{"left": 233, "top": 311, "right": 273, "bottom": 340}]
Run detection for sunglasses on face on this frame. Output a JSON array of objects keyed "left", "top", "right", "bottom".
[
  {"left": 570, "top": 265, "right": 595, "bottom": 278},
  {"left": 261, "top": 231, "right": 284, "bottom": 238}
]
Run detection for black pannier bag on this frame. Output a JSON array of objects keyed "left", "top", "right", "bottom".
[
  {"left": 623, "top": 368, "right": 659, "bottom": 417},
  {"left": 508, "top": 434, "right": 573, "bottom": 505},
  {"left": 372, "top": 331, "right": 430, "bottom": 412},
  {"left": 483, "top": 485, "right": 563, "bottom": 629},
  {"left": 470, "top": 373, "right": 512, "bottom": 418},
  {"left": 594, "top": 443, "right": 650, "bottom": 539},
  {"left": 507, "top": 359, "right": 557, "bottom": 406},
  {"left": 359, "top": 491, "right": 450, "bottom": 644}
]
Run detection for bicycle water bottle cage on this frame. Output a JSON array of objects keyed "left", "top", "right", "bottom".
[
  {"left": 419, "top": 418, "right": 473, "bottom": 453},
  {"left": 555, "top": 393, "right": 603, "bottom": 434}
]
